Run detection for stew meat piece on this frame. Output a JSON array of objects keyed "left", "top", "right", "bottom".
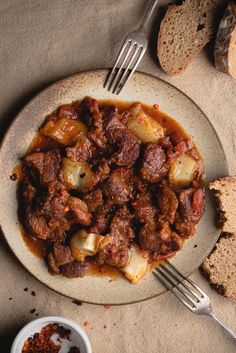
[
  {"left": 140, "top": 143, "right": 167, "bottom": 183},
  {"left": 66, "top": 138, "right": 94, "bottom": 162},
  {"left": 139, "top": 222, "right": 183, "bottom": 259},
  {"left": 101, "top": 167, "right": 133, "bottom": 205},
  {"left": 67, "top": 196, "right": 92, "bottom": 226},
  {"left": 89, "top": 202, "right": 114, "bottom": 234},
  {"left": 79, "top": 96, "right": 107, "bottom": 149},
  {"left": 83, "top": 189, "right": 103, "bottom": 212},
  {"left": 97, "top": 206, "right": 133, "bottom": 268},
  {"left": 60, "top": 261, "right": 89, "bottom": 278},
  {"left": 24, "top": 149, "right": 61, "bottom": 186},
  {"left": 23, "top": 181, "right": 70, "bottom": 241},
  {"left": 132, "top": 192, "right": 157, "bottom": 226},
  {"left": 174, "top": 187, "right": 205, "bottom": 238},
  {"left": 155, "top": 180, "right": 178, "bottom": 224},
  {"left": 103, "top": 105, "right": 141, "bottom": 166}
]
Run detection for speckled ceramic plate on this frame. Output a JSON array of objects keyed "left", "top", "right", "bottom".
[{"left": 0, "top": 69, "right": 228, "bottom": 305}]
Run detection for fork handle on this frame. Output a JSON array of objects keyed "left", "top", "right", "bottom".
[
  {"left": 208, "top": 310, "right": 236, "bottom": 342},
  {"left": 138, "top": 0, "right": 159, "bottom": 31}
]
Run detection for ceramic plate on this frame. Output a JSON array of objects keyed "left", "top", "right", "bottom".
[{"left": 0, "top": 69, "right": 228, "bottom": 305}]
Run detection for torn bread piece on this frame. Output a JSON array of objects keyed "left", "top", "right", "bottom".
[
  {"left": 201, "top": 233, "right": 236, "bottom": 301},
  {"left": 209, "top": 177, "right": 236, "bottom": 233},
  {"left": 215, "top": 1, "right": 236, "bottom": 78}
]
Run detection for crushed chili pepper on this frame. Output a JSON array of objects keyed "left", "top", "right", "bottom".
[
  {"left": 83, "top": 321, "right": 90, "bottom": 327},
  {"left": 104, "top": 304, "right": 110, "bottom": 309},
  {"left": 21, "top": 323, "right": 80, "bottom": 353},
  {"left": 10, "top": 173, "right": 17, "bottom": 181},
  {"left": 72, "top": 300, "right": 83, "bottom": 306}
]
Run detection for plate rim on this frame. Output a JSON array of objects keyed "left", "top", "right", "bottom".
[{"left": 0, "top": 68, "right": 229, "bottom": 305}]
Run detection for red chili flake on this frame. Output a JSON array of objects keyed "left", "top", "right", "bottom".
[
  {"left": 153, "top": 104, "right": 160, "bottom": 110},
  {"left": 21, "top": 323, "right": 74, "bottom": 353},
  {"left": 72, "top": 300, "right": 83, "bottom": 306},
  {"left": 83, "top": 321, "right": 90, "bottom": 327},
  {"left": 10, "top": 173, "right": 17, "bottom": 181},
  {"left": 131, "top": 202, "right": 137, "bottom": 207},
  {"left": 104, "top": 304, "right": 110, "bottom": 309}
]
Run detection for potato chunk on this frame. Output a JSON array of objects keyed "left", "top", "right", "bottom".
[
  {"left": 127, "top": 104, "right": 164, "bottom": 143},
  {"left": 41, "top": 118, "right": 87, "bottom": 145},
  {"left": 122, "top": 245, "right": 149, "bottom": 284},
  {"left": 70, "top": 229, "right": 110, "bottom": 261},
  {"left": 61, "top": 158, "right": 94, "bottom": 192},
  {"left": 168, "top": 154, "right": 198, "bottom": 186}
]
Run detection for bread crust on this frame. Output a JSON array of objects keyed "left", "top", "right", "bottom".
[
  {"left": 201, "top": 233, "right": 236, "bottom": 300},
  {"left": 214, "top": 2, "right": 236, "bottom": 78},
  {"left": 157, "top": 0, "right": 219, "bottom": 75}
]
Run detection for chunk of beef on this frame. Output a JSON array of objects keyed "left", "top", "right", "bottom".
[
  {"left": 58, "top": 104, "right": 78, "bottom": 120},
  {"left": 23, "top": 181, "right": 70, "bottom": 241},
  {"left": 66, "top": 138, "right": 94, "bottom": 162},
  {"left": 25, "top": 208, "right": 51, "bottom": 240},
  {"left": 36, "top": 182, "right": 69, "bottom": 220},
  {"left": 140, "top": 143, "right": 167, "bottom": 183},
  {"left": 60, "top": 261, "right": 89, "bottom": 278},
  {"left": 102, "top": 167, "right": 133, "bottom": 205},
  {"left": 53, "top": 243, "right": 74, "bottom": 266},
  {"left": 35, "top": 182, "right": 70, "bottom": 241},
  {"left": 103, "top": 105, "right": 141, "bottom": 166},
  {"left": 178, "top": 187, "right": 205, "bottom": 224},
  {"left": 97, "top": 206, "right": 133, "bottom": 268},
  {"left": 47, "top": 252, "right": 60, "bottom": 275},
  {"left": 173, "top": 187, "right": 204, "bottom": 238},
  {"left": 93, "top": 160, "right": 111, "bottom": 184},
  {"left": 155, "top": 180, "right": 178, "bottom": 224},
  {"left": 67, "top": 196, "right": 92, "bottom": 226},
  {"left": 132, "top": 192, "right": 157, "bottom": 226},
  {"left": 174, "top": 212, "right": 196, "bottom": 238},
  {"left": 79, "top": 97, "right": 107, "bottom": 149},
  {"left": 24, "top": 149, "right": 61, "bottom": 186},
  {"left": 89, "top": 202, "right": 114, "bottom": 234},
  {"left": 83, "top": 189, "right": 103, "bottom": 213},
  {"left": 139, "top": 222, "right": 183, "bottom": 259}
]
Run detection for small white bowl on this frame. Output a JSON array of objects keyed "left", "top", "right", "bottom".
[{"left": 11, "top": 316, "right": 92, "bottom": 353}]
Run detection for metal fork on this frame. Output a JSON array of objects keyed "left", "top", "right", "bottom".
[
  {"left": 104, "top": 0, "right": 159, "bottom": 95},
  {"left": 153, "top": 261, "right": 236, "bottom": 342}
]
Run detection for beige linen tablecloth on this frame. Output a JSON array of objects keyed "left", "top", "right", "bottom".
[{"left": 0, "top": 1, "right": 236, "bottom": 352}]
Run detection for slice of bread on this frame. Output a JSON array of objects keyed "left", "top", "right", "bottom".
[
  {"left": 201, "top": 233, "right": 236, "bottom": 300},
  {"left": 209, "top": 177, "right": 236, "bottom": 233},
  {"left": 157, "top": 0, "right": 220, "bottom": 75},
  {"left": 215, "top": 1, "right": 236, "bottom": 78}
]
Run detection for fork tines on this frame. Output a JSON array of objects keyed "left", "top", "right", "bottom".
[
  {"left": 153, "top": 261, "right": 206, "bottom": 311},
  {"left": 104, "top": 33, "right": 146, "bottom": 95}
]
